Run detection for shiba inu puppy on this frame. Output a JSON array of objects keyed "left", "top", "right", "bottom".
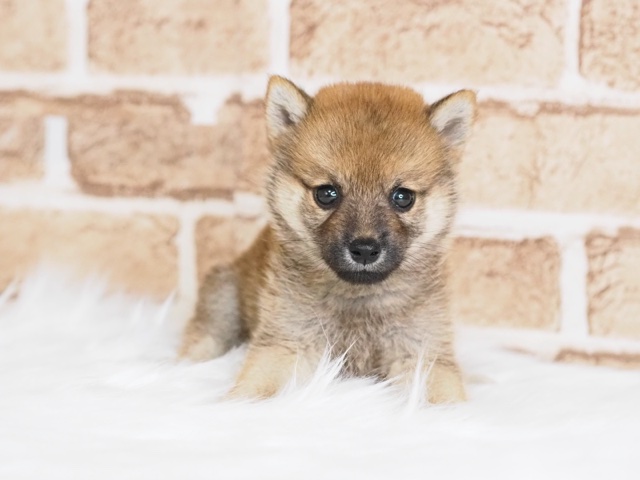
[{"left": 180, "top": 76, "right": 476, "bottom": 403}]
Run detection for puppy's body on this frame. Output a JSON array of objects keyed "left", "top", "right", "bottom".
[{"left": 180, "top": 78, "right": 476, "bottom": 403}]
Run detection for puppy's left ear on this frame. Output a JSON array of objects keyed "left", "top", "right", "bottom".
[
  {"left": 265, "top": 76, "right": 312, "bottom": 143},
  {"left": 428, "top": 90, "right": 477, "bottom": 149}
]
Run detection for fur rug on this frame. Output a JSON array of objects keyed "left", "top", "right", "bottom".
[{"left": 1, "top": 269, "right": 639, "bottom": 480}]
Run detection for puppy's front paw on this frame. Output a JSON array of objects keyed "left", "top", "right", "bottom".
[
  {"left": 427, "top": 362, "right": 467, "bottom": 404},
  {"left": 178, "top": 334, "right": 225, "bottom": 362},
  {"left": 224, "top": 345, "right": 294, "bottom": 400},
  {"left": 226, "top": 377, "right": 281, "bottom": 401}
]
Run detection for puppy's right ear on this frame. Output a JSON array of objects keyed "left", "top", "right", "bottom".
[{"left": 265, "top": 76, "right": 311, "bottom": 142}]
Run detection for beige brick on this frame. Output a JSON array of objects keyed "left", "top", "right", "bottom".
[
  {"left": 580, "top": 0, "right": 640, "bottom": 91},
  {"left": 88, "top": 0, "right": 268, "bottom": 74},
  {"left": 221, "top": 97, "right": 270, "bottom": 195},
  {"left": 291, "top": 0, "right": 565, "bottom": 86},
  {"left": 461, "top": 103, "right": 640, "bottom": 215},
  {"left": 0, "top": 92, "right": 48, "bottom": 117},
  {"left": 66, "top": 93, "right": 265, "bottom": 198},
  {"left": 67, "top": 93, "right": 226, "bottom": 198},
  {"left": 0, "top": 209, "right": 178, "bottom": 297},
  {"left": 587, "top": 229, "right": 640, "bottom": 340},
  {"left": 0, "top": 0, "right": 67, "bottom": 71},
  {"left": 0, "top": 116, "right": 44, "bottom": 182},
  {"left": 448, "top": 237, "right": 561, "bottom": 329},
  {"left": 196, "top": 215, "right": 266, "bottom": 283},
  {"left": 0, "top": 91, "right": 270, "bottom": 198}
]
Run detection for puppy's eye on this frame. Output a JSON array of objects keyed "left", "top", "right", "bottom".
[
  {"left": 390, "top": 187, "right": 415, "bottom": 211},
  {"left": 314, "top": 185, "right": 340, "bottom": 208}
]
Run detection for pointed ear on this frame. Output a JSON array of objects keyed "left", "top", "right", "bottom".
[
  {"left": 428, "top": 90, "right": 477, "bottom": 149},
  {"left": 265, "top": 76, "right": 312, "bottom": 142}
]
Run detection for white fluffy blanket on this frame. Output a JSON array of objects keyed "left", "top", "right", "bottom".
[{"left": 1, "top": 269, "right": 639, "bottom": 480}]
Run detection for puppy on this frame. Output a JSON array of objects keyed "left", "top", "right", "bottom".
[{"left": 180, "top": 76, "right": 476, "bottom": 403}]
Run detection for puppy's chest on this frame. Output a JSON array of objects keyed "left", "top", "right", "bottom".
[{"left": 320, "top": 301, "right": 409, "bottom": 377}]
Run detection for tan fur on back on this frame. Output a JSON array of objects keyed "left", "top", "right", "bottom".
[{"left": 180, "top": 78, "right": 477, "bottom": 404}]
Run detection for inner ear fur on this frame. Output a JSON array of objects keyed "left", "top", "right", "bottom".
[
  {"left": 428, "top": 90, "right": 477, "bottom": 149},
  {"left": 265, "top": 76, "right": 312, "bottom": 143}
]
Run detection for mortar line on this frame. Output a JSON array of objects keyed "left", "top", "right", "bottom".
[
  {"left": 181, "top": 93, "right": 229, "bottom": 125},
  {"left": 43, "top": 116, "right": 75, "bottom": 190},
  {"left": 558, "top": 236, "right": 590, "bottom": 339},
  {"left": 175, "top": 207, "right": 200, "bottom": 314},
  {"left": 268, "top": 0, "right": 292, "bottom": 76},
  {"left": 0, "top": 185, "right": 237, "bottom": 217},
  {"left": 562, "top": 0, "right": 584, "bottom": 79},
  {"left": 3, "top": 73, "right": 640, "bottom": 110},
  {"left": 455, "top": 208, "right": 640, "bottom": 238},
  {"left": 65, "top": 0, "right": 89, "bottom": 77}
]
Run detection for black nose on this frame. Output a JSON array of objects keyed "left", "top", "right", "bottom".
[{"left": 348, "top": 238, "right": 382, "bottom": 265}]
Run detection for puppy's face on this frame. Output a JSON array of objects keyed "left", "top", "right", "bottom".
[{"left": 265, "top": 78, "right": 476, "bottom": 285}]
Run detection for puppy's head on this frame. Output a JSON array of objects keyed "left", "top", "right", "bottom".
[{"left": 264, "top": 76, "right": 476, "bottom": 285}]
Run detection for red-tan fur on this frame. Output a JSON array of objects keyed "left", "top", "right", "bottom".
[{"left": 180, "top": 77, "right": 477, "bottom": 403}]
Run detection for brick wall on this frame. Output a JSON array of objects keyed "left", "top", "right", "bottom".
[{"left": 1, "top": 0, "right": 639, "bottom": 345}]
